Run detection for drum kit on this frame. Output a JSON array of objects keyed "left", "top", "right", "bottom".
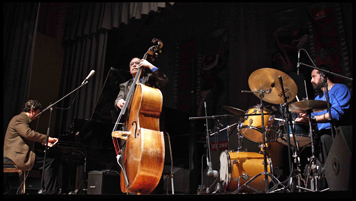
[{"left": 193, "top": 68, "right": 329, "bottom": 194}]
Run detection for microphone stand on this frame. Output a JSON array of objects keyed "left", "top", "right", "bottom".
[
  {"left": 37, "top": 80, "right": 89, "bottom": 194},
  {"left": 299, "top": 62, "right": 353, "bottom": 81}
]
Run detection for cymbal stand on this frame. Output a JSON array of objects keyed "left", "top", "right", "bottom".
[
  {"left": 299, "top": 110, "right": 329, "bottom": 192},
  {"left": 236, "top": 121, "right": 243, "bottom": 152},
  {"left": 237, "top": 90, "right": 286, "bottom": 194},
  {"left": 210, "top": 122, "right": 240, "bottom": 151},
  {"left": 276, "top": 76, "right": 303, "bottom": 193},
  {"left": 299, "top": 111, "right": 317, "bottom": 191}
]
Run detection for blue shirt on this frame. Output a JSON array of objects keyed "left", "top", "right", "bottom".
[
  {"left": 311, "top": 83, "right": 351, "bottom": 131},
  {"left": 151, "top": 66, "right": 158, "bottom": 72}
]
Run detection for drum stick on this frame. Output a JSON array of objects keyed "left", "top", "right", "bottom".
[
  {"left": 275, "top": 118, "right": 295, "bottom": 124},
  {"left": 295, "top": 95, "right": 300, "bottom": 102},
  {"left": 304, "top": 80, "right": 309, "bottom": 100}
]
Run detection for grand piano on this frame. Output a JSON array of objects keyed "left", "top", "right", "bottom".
[{"left": 55, "top": 67, "right": 190, "bottom": 194}]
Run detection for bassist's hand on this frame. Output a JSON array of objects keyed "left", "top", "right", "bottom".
[{"left": 117, "top": 99, "right": 126, "bottom": 109}]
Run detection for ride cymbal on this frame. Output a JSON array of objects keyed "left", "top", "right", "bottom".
[
  {"left": 289, "top": 100, "right": 327, "bottom": 113},
  {"left": 248, "top": 68, "right": 298, "bottom": 104}
]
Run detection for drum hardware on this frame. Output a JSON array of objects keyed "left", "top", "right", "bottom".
[
  {"left": 210, "top": 122, "right": 239, "bottom": 151},
  {"left": 189, "top": 106, "right": 247, "bottom": 194},
  {"left": 238, "top": 89, "right": 286, "bottom": 193},
  {"left": 235, "top": 68, "right": 305, "bottom": 193},
  {"left": 275, "top": 98, "right": 330, "bottom": 192},
  {"left": 241, "top": 173, "right": 249, "bottom": 180},
  {"left": 210, "top": 122, "right": 239, "bottom": 137},
  {"left": 272, "top": 75, "right": 304, "bottom": 193},
  {"left": 289, "top": 99, "right": 329, "bottom": 192},
  {"left": 299, "top": 110, "right": 322, "bottom": 192},
  {"left": 236, "top": 122, "right": 243, "bottom": 152}
]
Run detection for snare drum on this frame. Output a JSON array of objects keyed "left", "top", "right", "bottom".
[
  {"left": 240, "top": 105, "right": 274, "bottom": 143},
  {"left": 277, "top": 123, "right": 311, "bottom": 147},
  {"left": 219, "top": 151, "right": 272, "bottom": 192}
]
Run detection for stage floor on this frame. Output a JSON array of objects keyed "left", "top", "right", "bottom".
[{"left": 3, "top": 191, "right": 353, "bottom": 200}]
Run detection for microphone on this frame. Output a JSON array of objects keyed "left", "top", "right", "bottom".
[
  {"left": 81, "top": 70, "right": 95, "bottom": 85},
  {"left": 206, "top": 160, "right": 218, "bottom": 178},
  {"left": 297, "top": 49, "right": 301, "bottom": 75},
  {"left": 206, "top": 169, "right": 218, "bottom": 178}
]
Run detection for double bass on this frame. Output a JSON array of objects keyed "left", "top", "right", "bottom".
[{"left": 112, "top": 39, "right": 165, "bottom": 194}]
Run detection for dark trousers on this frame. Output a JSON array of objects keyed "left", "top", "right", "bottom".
[
  {"left": 315, "top": 129, "right": 333, "bottom": 164},
  {"left": 33, "top": 149, "right": 59, "bottom": 194}
]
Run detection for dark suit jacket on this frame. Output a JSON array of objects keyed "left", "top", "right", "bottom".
[
  {"left": 114, "top": 68, "right": 169, "bottom": 111},
  {"left": 3, "top": 112, "right": 47, "bottom": 170}
]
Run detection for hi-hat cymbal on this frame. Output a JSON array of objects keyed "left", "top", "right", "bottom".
[
  {"left": 248, "top": 68, "right": 298, "bottom": 104},
  {"left": 289, "top": 100, "right": 327, "bottom": 113},
  {"left": 223, "top": 105, "right": 245, "bottom": 116}
]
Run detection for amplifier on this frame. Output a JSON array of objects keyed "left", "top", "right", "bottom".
[{"left": 87, "top": 170, "right": 122, "bottom": 194}]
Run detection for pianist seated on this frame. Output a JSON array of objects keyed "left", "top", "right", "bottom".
[{"left": 3, "top": 100, "right": 60, "bottom": 195}]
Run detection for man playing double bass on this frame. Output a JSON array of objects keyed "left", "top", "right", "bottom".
[{"left": 113, "top": 57, "right": 169, "bottom": 194}]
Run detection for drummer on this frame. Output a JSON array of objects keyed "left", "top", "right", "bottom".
[{"left": 295, "top": 64, "right": 351, "bottom": 163}]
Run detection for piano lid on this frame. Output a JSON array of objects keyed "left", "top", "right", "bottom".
[{"left": 90, "top": 67, "right": 131, "bottom": 123}]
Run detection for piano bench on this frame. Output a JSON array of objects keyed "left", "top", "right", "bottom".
[{"left": 3, "top": 158, "right": 26, "bottom": 194}]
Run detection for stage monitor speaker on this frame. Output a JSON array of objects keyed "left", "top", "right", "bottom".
[
  {"left": 87, "top": 170, "right": 122, "bottom": 194},
  {"left": 325, "top": 126, "right": 352, "bottom": 191}
]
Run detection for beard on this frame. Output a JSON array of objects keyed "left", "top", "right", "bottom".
[
  {"left": 312, "top": 82, "right": 323, "bottom": 96},
  {"left": 312, "top": 81, "right": 323, "bottom": 91}
]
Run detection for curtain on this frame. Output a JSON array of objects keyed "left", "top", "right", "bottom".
[
  {"left": 3, "top": 2, "right": 40, "bottom": 134},
  {"left": 55, "top": 2, "right": 167, "bottom": 134},
  {"left": 63, "top": 2, "right": 166, "bottom": 41},
  {"left": 56, "top": 30, "right": 107, "bottom": 133},
  {"left": 227, "top": 3, "right": 271, "bottom": 109}
]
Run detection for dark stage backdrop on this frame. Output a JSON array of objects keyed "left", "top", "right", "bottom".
[
  {"left": 173, "top": 29, "right": 230, "bottom": 150},
  {"left": 272, "top": 2, "right": 352, "bottom": 100},
  {"left": 307, "top": 3, "right": 352, "bottom": 89},
  {"left": 3, "top": 2, "right": 40, "bottom": 134},
  {"left": 55, "top": 2, "right": 167, "bottom": 134}
]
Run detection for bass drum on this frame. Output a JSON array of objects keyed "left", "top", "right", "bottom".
[{"left": 219, "top": 151, "right": 272, "bottom": 193}]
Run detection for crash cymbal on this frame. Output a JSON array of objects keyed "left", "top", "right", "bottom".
[
  {"left": 248, "top": 68, "right": 298, "bottom": 104},
  {"left": 223, "top": 105, "right": 246, "bottom": 116},
  {"left": 289, "top": 100, "right": 327, "bottom": 113}
]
